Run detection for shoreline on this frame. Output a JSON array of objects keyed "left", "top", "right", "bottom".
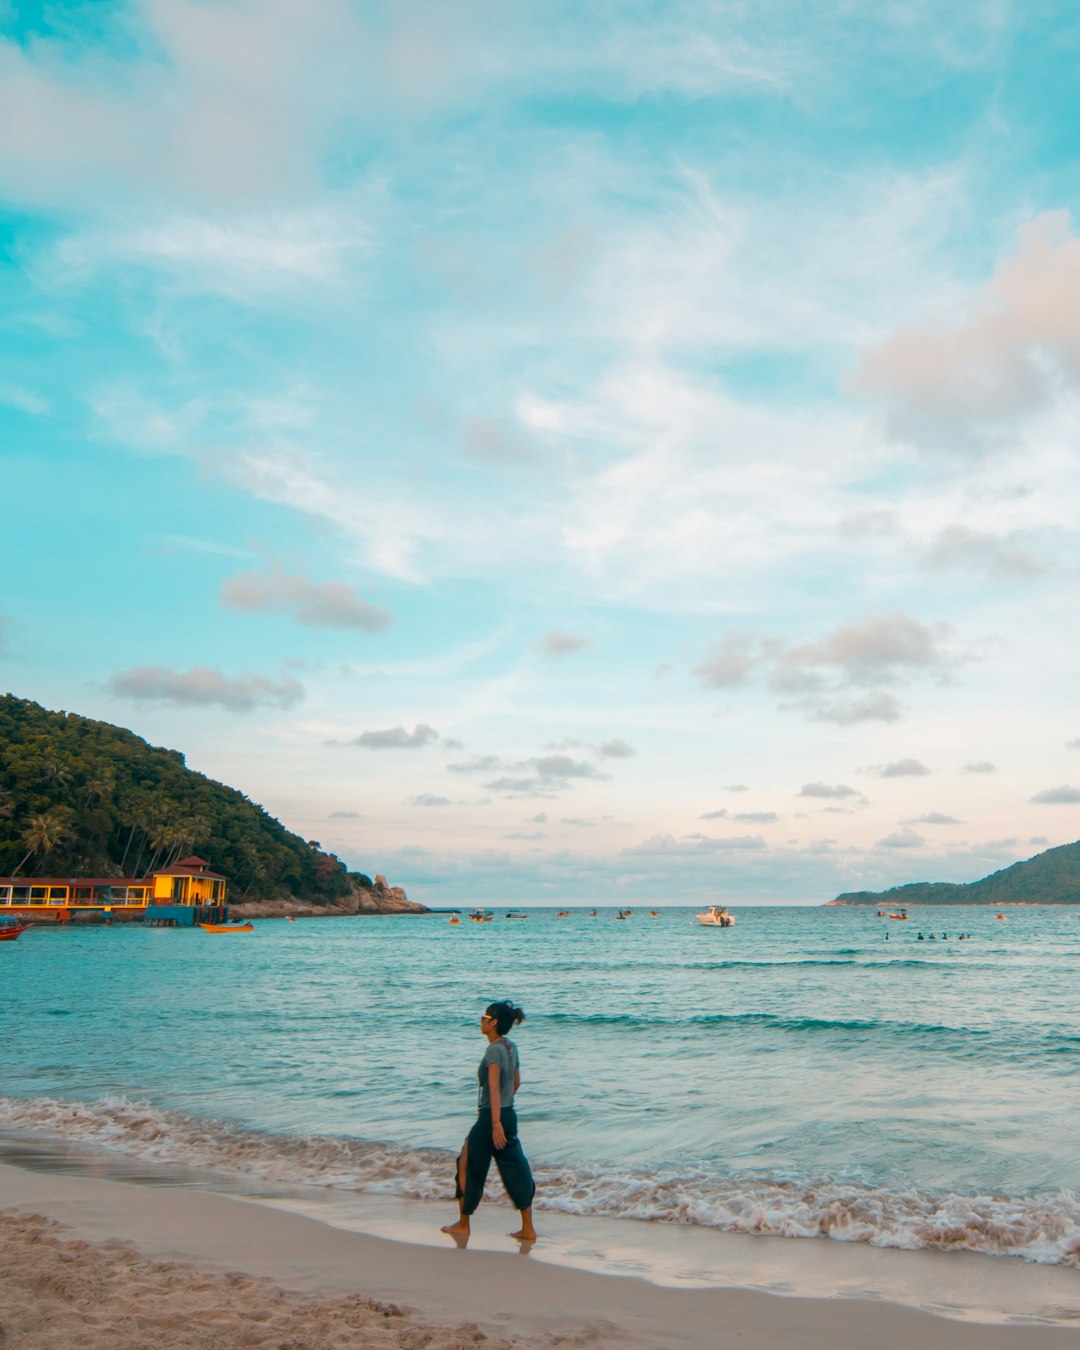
[{"left": 3, "top": 1151, "right": 1080, "bottom": 1349}]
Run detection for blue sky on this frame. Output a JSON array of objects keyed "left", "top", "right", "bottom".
[{"left": 3, "top": 0, "right": 1080, "bottom": 902}]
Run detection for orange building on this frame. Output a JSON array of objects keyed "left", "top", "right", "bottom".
[{"left": 0, "top": 856, "right": 228, "bottom": 926}]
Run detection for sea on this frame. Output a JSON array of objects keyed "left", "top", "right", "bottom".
[{"left": 2, "top": 904, "right": 1079, "bottom": 1268}]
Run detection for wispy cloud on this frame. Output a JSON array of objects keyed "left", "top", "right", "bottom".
[
  {"left": 221, "top": 567, "right": 391, "bottom": 631},
  {"left": 107, "top": 664, "right": 303, "bottom": 712},
  {"left": 0, "top": 384, "right": 49, "bottom": 415}
]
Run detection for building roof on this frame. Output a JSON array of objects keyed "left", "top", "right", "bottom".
[
  {"left": 153, "top": 862, "right": 225, "bottom": 880},
  {"left": 0, "top": 878, "right": 150, "bottom": 888}
]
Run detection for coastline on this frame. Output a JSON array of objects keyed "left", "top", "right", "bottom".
[{"left": 3, "top": 1156, "right": 1080, "bottom": 1349}]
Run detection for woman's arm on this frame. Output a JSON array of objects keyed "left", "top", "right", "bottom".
[{"left": 488, "top": 1062, "right": 506, "bottom": 1148}]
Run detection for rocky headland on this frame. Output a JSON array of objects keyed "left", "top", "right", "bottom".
[{"left": 232, "top": 874, "right": 428, "bottom": 919}]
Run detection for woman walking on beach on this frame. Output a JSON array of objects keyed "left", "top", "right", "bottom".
[{"left": 441, "top": 1000, "right": 537, "bottom": 1242}]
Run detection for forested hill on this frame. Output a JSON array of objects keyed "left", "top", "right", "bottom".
[
  {"left": 0, "top": 694, "right": 358, "bottom": 903},
  {"left": 829, "top": 839, "right": 1080, "bottom": 906}
]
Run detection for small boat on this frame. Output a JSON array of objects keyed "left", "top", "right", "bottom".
[
  {"left": 696, "top": 905, "right": 735, "bottom": 927},
  {"left": 555, "top": 910, "right": 570, "bottom": 918},
  {"left": 0, "top": 919, "right": 32, "bottom": 942},
  {"left": 649, "top": 910, "right": 660, "bottom": 917},
  {"left": 448, "top": 916, "right": 461, "bottom": 925},
  {"left": 198, "top": 922, "right": 253, "bottom": 933},
  {"left": 996, "top": 913, "right": 1006, "bottom": 920},
  {"left": 468, "top": 909, "right": 493, "bottom": 923},
  {"left": 615, "top": 908, "right": 631, "bottom": 920},
  {"left": 505, "top": 911, "right": 528, "bottom": 919}
]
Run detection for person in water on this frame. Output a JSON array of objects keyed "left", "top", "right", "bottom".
[{"left": 442, "top": 1000, "right": 537, "bottom": 1242}]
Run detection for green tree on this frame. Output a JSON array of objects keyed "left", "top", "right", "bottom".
[{"left": 15, "top": 808, "right": 75, "bottom": 875}]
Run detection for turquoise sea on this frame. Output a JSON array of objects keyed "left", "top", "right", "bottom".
[{"left": 2, "top": 905, "right": 1079, "bottom": 1264}]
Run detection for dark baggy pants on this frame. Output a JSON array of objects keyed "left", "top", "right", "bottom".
[{"left": 455, "top": 1106, "right": 535, "bottom": 1216}]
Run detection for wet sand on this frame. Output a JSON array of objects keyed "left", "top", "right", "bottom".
[{"left": 4, "top": 1161, "right": 1080, "bottom": 1348}]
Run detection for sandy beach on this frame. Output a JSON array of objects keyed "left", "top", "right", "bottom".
[{"left": 3, "top": 1161, "right": 1080, "bottom": 1349}]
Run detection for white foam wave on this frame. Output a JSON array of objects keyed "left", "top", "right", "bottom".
[{"left": 3, "top": 1095, "right": 1079, "bottom": 1267}]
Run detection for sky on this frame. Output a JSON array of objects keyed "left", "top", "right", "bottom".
[{"left": 2, "top": 0, "right": 1080, "bottom": 904}]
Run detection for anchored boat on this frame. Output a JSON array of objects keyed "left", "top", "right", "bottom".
[
  {"left": 0, "top": 919, "right": 32, "bottom": 941},
  {"left": 696, "top": 904, "right": 735, "bottom": 927}
]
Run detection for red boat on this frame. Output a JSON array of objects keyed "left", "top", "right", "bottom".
[{"left": 0, "top": 920, "right": 32, "bottom": 941}]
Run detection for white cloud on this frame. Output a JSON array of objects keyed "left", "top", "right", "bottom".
[
  {"left": 782, "top": 611, "right": 953, "bottom": 686},
  {"left": 537, "top": 631, "right": 591, "bottom": 658},
  {"left": 221, "top": 567, "right": 391, "bottom": 631},
  {"left": 694, "top": 633, "right": 763, "bottom": 688},
  {"left": 346, "top": 724, "right": 440, "bottom": 749},
  {"left": 448, "top": 755, "right": 504, "bottom": 774},
  {"left": 963, "top": 760, "right": 997, "bottom": 774},
  {"left": 798, "top": 783, "right": 857, "bottom": 800},
  {"left": 789, "top": 691, "right": 904, "bottom": 725},
  {"left": 922, "top": 524, "right": 1049, "bottom": 579},
  {"left": 1029, "top": 785, "right": 1080, "bottom": 805},
  {"left": 869, "top": 758, "right": 931, "bottom": 778},
  {"left": 851, "top": 212, "right": 1080, "bottom": 449},
  {"left": 695, "top": 613, "right": 957, "bottom": 725},
  {"left": 531, "top": 754, "right": 605, "bottom": 780},
  {"left": 598, "top": 738, "right": 635, "bottom": 758},
  {"left": 876, "top": 826, "right": 925, "bottom": 849},
  {"left": 107, "top": 664, "right": 302, "bottom": 712},
  {"left": 904, "top": 812, "right": 961, "bottom": 825}
]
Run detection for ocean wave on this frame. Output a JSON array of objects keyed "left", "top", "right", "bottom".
[{"left": 2, "top": 1094, "right": 1079, "bottom": 1267}]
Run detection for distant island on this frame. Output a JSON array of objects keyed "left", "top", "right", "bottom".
[
  {"left": 829, "top": 839, "right": 1080, "bottom": 907},
  {"left": 0, "top": 694, "right": 425, "bottom": 915}
]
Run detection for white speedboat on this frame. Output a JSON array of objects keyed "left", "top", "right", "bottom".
[{"left": 696, "top": 904, "right": 735, "bottom": 927}]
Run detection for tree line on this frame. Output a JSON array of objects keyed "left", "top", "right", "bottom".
[{"left": 0, "top": 694, "right": 360, "bottom": 903}]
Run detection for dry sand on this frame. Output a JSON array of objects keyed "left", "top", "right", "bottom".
[{"left": 3, "top": 1161, "right": 1080, "bottom": 1349}]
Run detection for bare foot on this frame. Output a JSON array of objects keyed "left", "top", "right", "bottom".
[
  {"left": 508, "top": 1228, "right": 537, "bottom": 1241},
  {"left": 441, "top": 1222, "right": 470, "bottom": 1236}
]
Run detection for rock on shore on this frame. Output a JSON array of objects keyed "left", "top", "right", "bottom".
[{"left": 233, "top": 874, "right": 428, "bottom": 919}]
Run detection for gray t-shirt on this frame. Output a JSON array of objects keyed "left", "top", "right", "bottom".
[{"left": 477, "top": 1038, "right": 519, "bottom": 1111}]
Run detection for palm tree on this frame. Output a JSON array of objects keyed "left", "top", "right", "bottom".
[
  {"left": 41, "top": 758, "right": 72, "bottom": 789},
  {"left": 85, "top": 773, "right": 115, "bottom": 807},
  {"left": 0, "top": 788, "right": 13, "bottom": 820},
  {"left": 14, "top": 810, "right": 75, "bottom": 875},
  {"left": 145, "top": 821, "right": 175, "bottom": 875}
]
